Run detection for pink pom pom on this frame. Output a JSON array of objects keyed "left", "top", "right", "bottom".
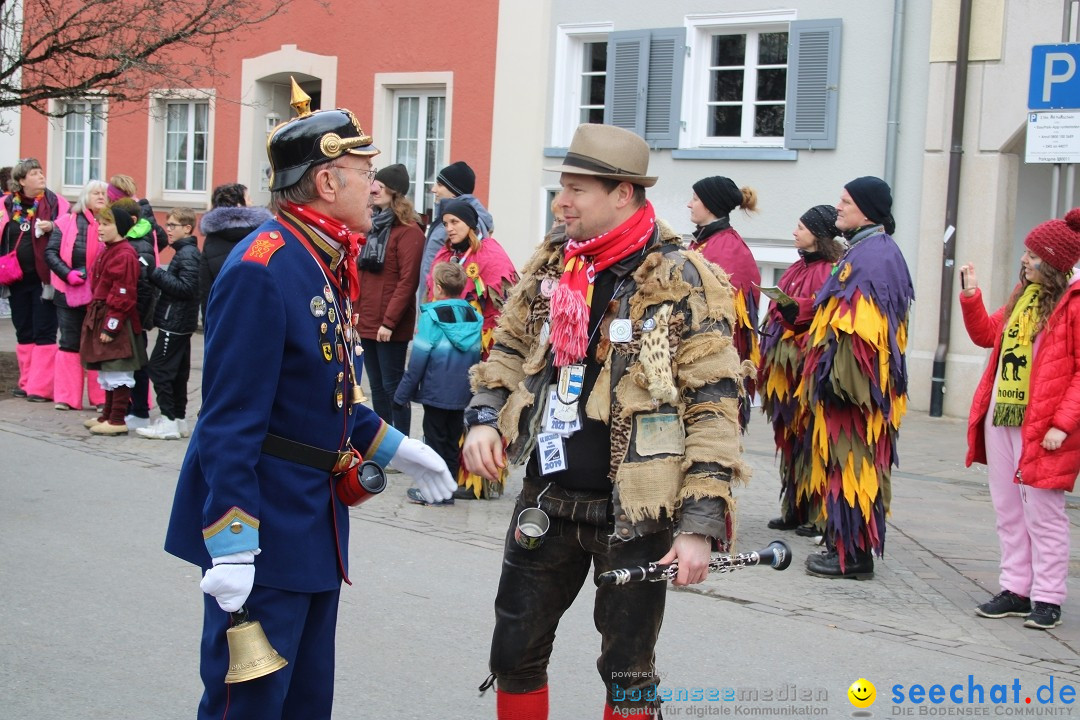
[{"left": 549, "top": 284, "right": 589, "bottom": 366}]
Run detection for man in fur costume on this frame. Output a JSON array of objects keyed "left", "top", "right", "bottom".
[{"left": 463, "top": 123, "right": 751, "bottom": 720}]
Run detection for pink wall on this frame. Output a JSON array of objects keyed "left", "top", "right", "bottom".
[{"left": 19, "top": 0, "right": 500, "bottom": 206}]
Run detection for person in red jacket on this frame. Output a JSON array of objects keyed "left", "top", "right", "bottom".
[
  {"left": 80, "top": 205, "right": 146, "bottom": 435},
  {"left": 759, "top": 205, "right": 844, "bottom": 533},
  {"left": 688, "top": 175, "right": 761, "bottom": 429},
  {"left": 960, "top": 208, "right": 1080, "bottom": 631}
]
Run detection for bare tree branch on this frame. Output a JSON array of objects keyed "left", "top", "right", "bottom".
[{"left": 0, "top": 0, "right": 295, "bottom": 114}]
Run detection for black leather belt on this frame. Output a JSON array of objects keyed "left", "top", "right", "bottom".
[{"left": 262, "top": 433, "right": 356, "bottom": 473}]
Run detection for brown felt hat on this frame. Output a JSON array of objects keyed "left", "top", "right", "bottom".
[{"left": 545, "top": 124, "right": 657, "bottom": 188}]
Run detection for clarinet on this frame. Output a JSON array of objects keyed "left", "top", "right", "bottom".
[{"left": 595, "top": 540, "right": 792, "bottom": 586}]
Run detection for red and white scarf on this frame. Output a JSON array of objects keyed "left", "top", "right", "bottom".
[
  {"left": 550, "top": 201, "right": 655, "bottom": 367},
  {"left": 283, "top": 201, "right": 366, "bottom": 303}
]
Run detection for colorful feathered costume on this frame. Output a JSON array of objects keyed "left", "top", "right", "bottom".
[
  {"left": 758, "top": 250, "right": 836, "bottom": 526},
  {"left": 690, "top": 223, "right": 760, "bottom": 428},
  {"left": 428, "top": 236, "right": 519, "bottom": 498},
  {"left": 799, "top": 227, "right": 913, "bottom": 569}
]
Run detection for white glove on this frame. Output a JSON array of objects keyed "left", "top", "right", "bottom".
[
  {"left": 200, "top": 550, "right": 257, "bottom": 612},
  {"left": 390, "top": 437, "right": 457, "bottom": 504}
]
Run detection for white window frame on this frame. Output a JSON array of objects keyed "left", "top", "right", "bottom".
[
  {"left": 45, "top": 97, "right": 108, "bottom": 199},
  {"left": 391, "top": 89, "right": 447, "bottom": 217},
  {"left": 146, "top": 89, "right": 215, "bottom": 206},
  {"left": 683, "top": 10, "right": 796, "bottom": 149},
  {"left": 551, "top": 22, "right": 614, "bottom": 147},
  {"left": 373, "top": 72, "right": 453, "bottom": 222}
]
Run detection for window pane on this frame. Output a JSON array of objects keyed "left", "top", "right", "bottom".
[
  {"left": 166, "top": 103, "right": 187, "bottom": 133},
  {"left": 194, "top": 103, "right": 208, "bottom": 133},
  {"left": 165, "top": 161, "right": 182, "bottom": 191},
  {"left": 582, "top": 107, "right": 605, "bottom": 124},
  {"left": 584, "top": 41, "right": 607, "bottom": 73},
  {"left": 711, "top": 35, "right": 745, "bottom": 67},
  {"left": 710, "top": 70, "right": 744, "bottom": 102},
  {"left": 584, "top": 74, "right": 606, "bottom": 106},
  {"left": 758, "top": 32, "right": 788, "bottom": 65},
  {"left": 754, "top": 105, "right": 785, "bottom": 137},
  {"left": 756, "top": 68, "right": 787, "bottom": 101},
  {"left": 193, "top": 161, "right": 206, "bottom": 192},
  {"left": 708, "top": 106, "right": 742, "bottom": 137}
]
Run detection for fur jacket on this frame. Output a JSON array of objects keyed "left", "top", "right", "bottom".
[{"left": 470, "top": 220, "right": 752, "bottom": 542}]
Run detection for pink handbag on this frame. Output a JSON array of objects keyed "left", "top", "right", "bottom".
[{"left": 0, "top": 237, "right": 22, "bottom": 285}]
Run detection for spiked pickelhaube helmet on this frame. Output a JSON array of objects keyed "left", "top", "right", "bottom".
[{"left": 266, "top": 78, "right": 380, "bottom": 191}]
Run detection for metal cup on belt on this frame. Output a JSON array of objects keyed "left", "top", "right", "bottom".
[{"left": 514, "top": 483, "right": 552, "bottom": 550}]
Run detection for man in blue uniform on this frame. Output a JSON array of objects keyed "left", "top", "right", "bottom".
[{"left": 165, "top": 83, "right": 456, "bottom": 719}]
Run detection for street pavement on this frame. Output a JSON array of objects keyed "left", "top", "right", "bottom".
[{"left": 3, "top": 321, "right": 1080, "bottom": 719}]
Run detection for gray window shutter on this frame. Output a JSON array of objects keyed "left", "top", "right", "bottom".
[
  {"left": 784, "top": 18, "right": 842, "bottom": 150},
  {"left": 604, "top": 31, "right": 649, "bottom": 135},
  {"left": 643, "top": 28, "right": 686, "bottom": 149}
]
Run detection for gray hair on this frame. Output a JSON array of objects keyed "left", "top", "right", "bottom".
[
  {"left": 72, "top": 179, "right": 109, "bottom": 214},
  {"left": 270, "top": 161, "right": 346, "bottom": 213}
]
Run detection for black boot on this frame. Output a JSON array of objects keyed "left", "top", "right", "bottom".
[
  {"left": 805, "top": 547, "right": 874, "bottom": 580},
  {"left": 767, "top": 516, "right": 800, "bottom": 530}
]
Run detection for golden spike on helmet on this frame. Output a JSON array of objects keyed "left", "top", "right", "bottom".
[{"left": 289, "top": 76, "right": 312, "bottom": 118}]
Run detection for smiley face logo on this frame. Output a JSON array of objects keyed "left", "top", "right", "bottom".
[{"left": 848, "top": 678, "right": 876, "bottom": 708}]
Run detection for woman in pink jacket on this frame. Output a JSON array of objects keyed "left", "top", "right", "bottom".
[{"left": 960, "top": 208, "right": 1080, "bottom": 631}]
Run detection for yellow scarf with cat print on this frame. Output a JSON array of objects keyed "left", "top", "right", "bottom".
[{"left": 993, "top": 283, "right": 1039, "bottom": 427}]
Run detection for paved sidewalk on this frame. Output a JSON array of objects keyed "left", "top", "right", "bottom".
[{"left": 2, "top": 321, "right": 1079, "bottom": 682}]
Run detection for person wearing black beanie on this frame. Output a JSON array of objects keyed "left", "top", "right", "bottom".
[
  {"left": 424, "top": 177, "right": 518, "bottom": 503},
  {"left": 802, "top": 179, "right": 914, "bottom": 579},
  {"left": 436, "top": 161, "right": 476, "bottom": 197},
  {"left": 419, "top": 160, "right": 494, "bottom": 311},
  {"left": 687, "top": 175, "right": 761, "bottom": 430},
  {"left": 759, "top": 204, "right": 845, "bottom": 535},
  {"left": 356, "top": 162, "right": 426, "bottom": 438},
  {"left": 841, "top": 176, "right": 895, "bottom": 236},
  {"left": 439, "top": 198, "right": 479, "bottom": 234}
]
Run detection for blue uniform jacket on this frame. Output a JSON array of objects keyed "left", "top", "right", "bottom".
[
  {"left": 394, "top": 298, "right": 482, "bottom": 410},
  {"left": 164, "top": 216, "right": 403, "bottom": 593}
]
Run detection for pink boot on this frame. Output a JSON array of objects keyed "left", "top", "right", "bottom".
[
  {"left": 14, "top": 343, "right": 32, "bottom": 395},
  {"left": 25, "top": 344, "right": 57, "bottom": 400},
  {"left": 53, "top": 349, "right": 85, "bottom": 410},
  {"left": 86, "top": 370, "right": 105, "bottom": 407}
]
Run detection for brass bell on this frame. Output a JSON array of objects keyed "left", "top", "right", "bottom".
[{"left": 224, "top": 607, "right": 288, "bottom": 683}]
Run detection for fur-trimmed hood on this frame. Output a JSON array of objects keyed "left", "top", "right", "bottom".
[{"left": 199, "top": 205, "right": 273, "bottom": 235}]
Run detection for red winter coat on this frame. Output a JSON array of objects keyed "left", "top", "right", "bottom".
[
  {"left": 355, "top": 220, "right": 425, "bottom": 341},
  {"left": 961, "top": 281, "right": 1080, "bottom": 491}
]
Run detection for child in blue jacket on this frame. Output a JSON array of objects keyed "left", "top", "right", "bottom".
[{"left": 396, "top": 261, "right": 483, "bottom": 505}]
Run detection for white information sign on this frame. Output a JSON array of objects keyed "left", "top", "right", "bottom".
[{"left": 1026, "top": 111, "right": 1080, "bottom": 163}]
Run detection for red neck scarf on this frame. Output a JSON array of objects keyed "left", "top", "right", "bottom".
[
  {"left": 550, "top": 201, "right": 655, "bottom": 367},
  {"left": 282, "top": 201, "right": 366, "bottom": 303}
]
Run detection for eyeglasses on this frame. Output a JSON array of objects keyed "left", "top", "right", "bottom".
[
  {"left": 165, "top": 223, "right": 189, "bottom": 229},
  {"left": 330, "top": 164, "right": 377, "bottom": 182}
]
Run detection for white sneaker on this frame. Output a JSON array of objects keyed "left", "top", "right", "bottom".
[
  {"left": 124, "top": 415, "right": 150, "bottom": 431},
  {"left": 177, "top": 418, "right": 191, "bottom": 438},
  {"left": 136, "top": 417, "right": 181, "bottom": 440}
]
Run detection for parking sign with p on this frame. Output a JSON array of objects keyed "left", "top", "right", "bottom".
[{"left": 1030, "top": 44, "right": 1080, "bottom": 110}]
